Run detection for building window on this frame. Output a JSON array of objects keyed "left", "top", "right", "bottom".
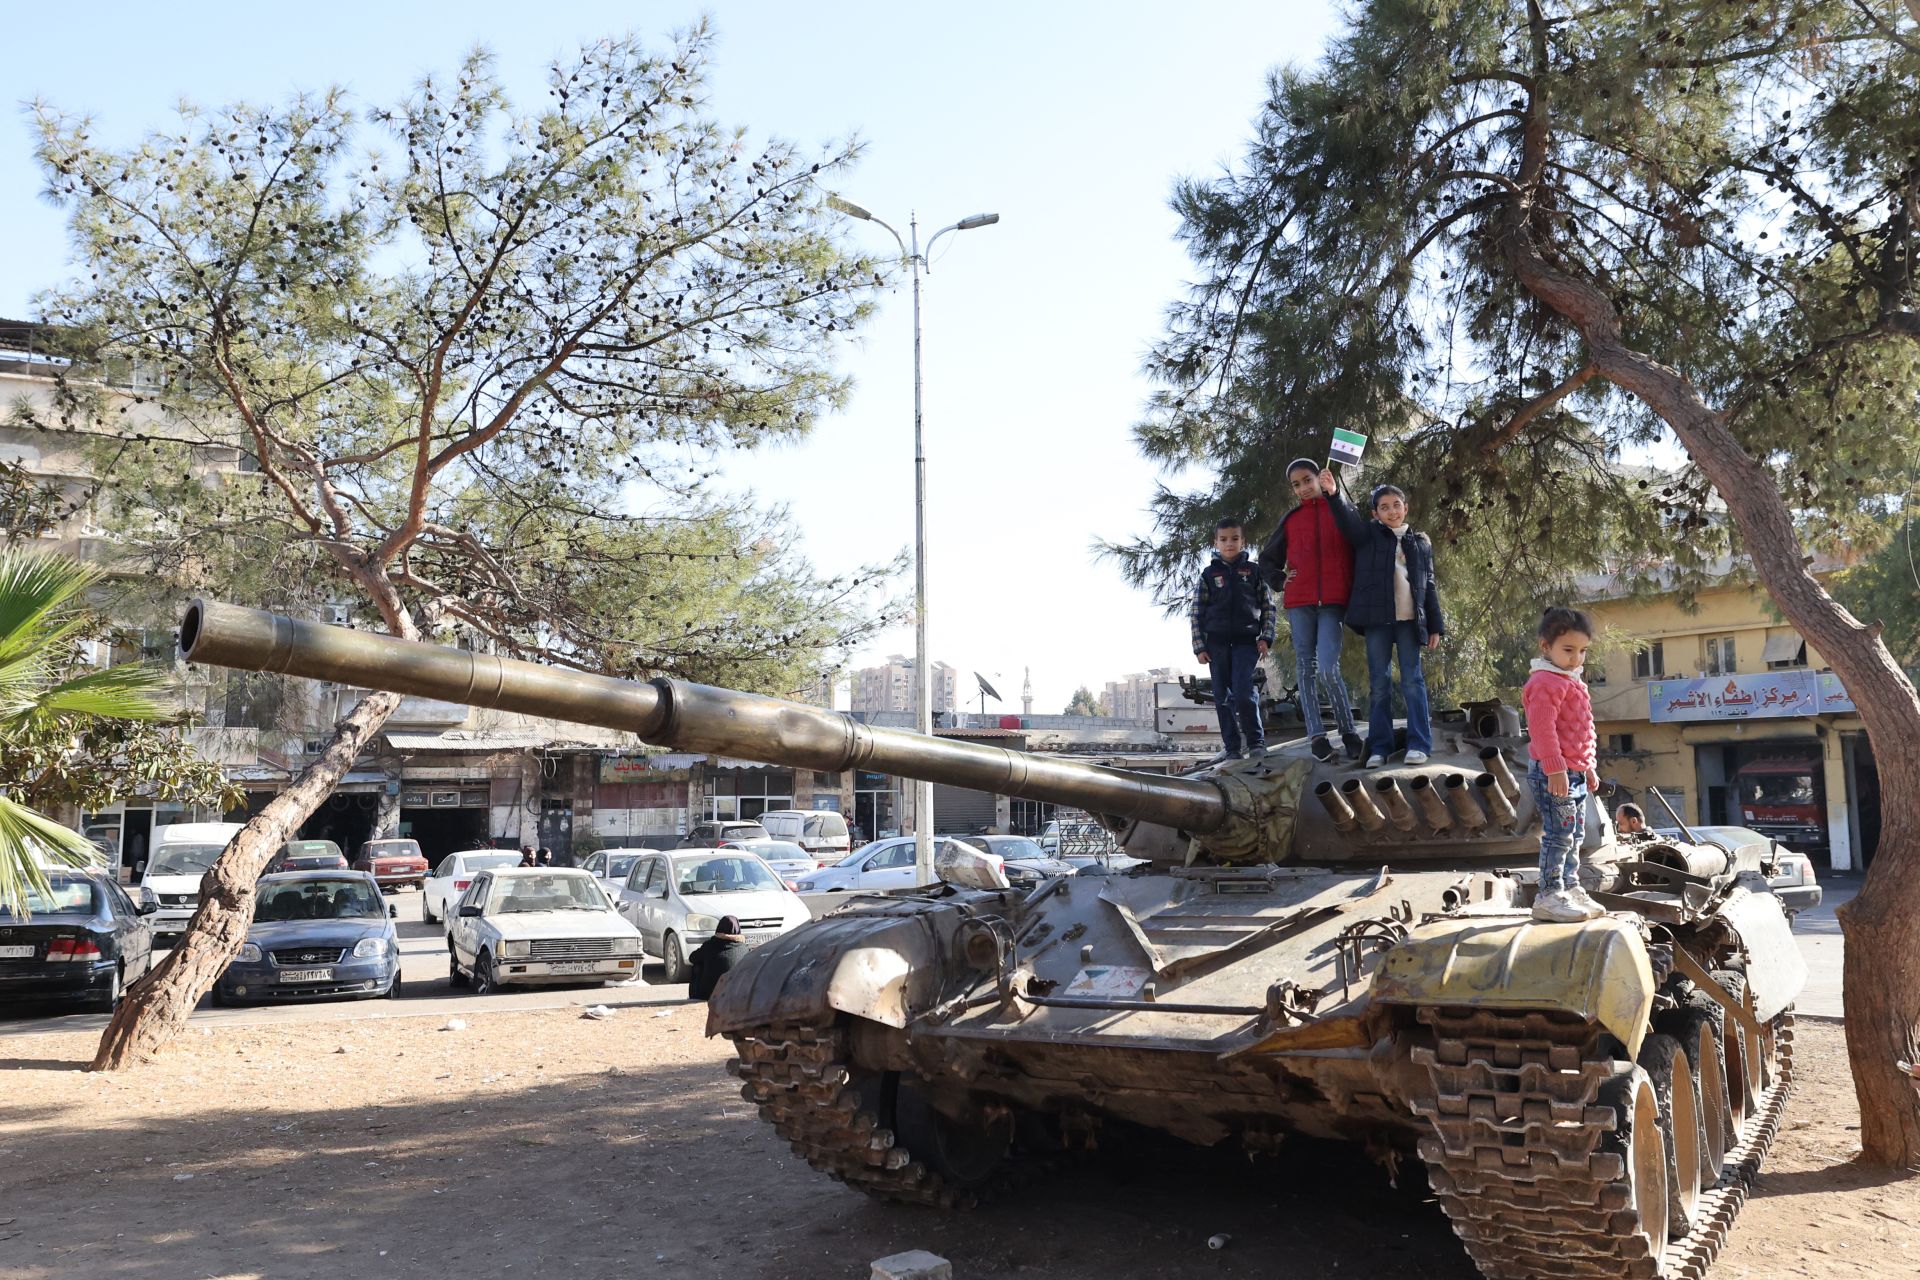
[
  {"left": 1763, "top": 631, "right": 1808, "bottom": 669},
  {"left": 1604, "top": 733, "right": 1636, "bottom": 755},
  {"left": 705, "top": 768, "right": 794, "bottom": 822},
  {"left": 1631, "top": 642, "right": 1665, "bottom": 680},
  {"left": 1703, "top": 635, "right": 1737, "bottom": 677}
]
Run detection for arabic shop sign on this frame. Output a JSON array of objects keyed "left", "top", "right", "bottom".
[{"left": 1649, "top": 670, "right": 1856, "bottom": 723}]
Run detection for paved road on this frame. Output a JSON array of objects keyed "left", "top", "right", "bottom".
[
  {"left": 0, "top": 887, "right": 691, "bottom": 1040},
  {"left": 1791, "top": 871, "right": 1854, "bottom": 1019}
]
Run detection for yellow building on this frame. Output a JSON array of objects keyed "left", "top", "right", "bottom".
[{"left": 1579, "top": 564, "right": 1876, "bottom": 871}]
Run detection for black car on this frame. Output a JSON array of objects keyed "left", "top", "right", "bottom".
[
  {"left": 213, "top": 871, "right": 402, "bottom": 1004},
  {"left": 0, "top": 869, "right": 157, "bottom": 1012},
  {"left": 263, "top": 839, "right": 351, "bottom": 875}
]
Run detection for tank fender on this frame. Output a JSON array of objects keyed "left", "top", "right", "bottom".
[
  {"left": 1717, "top": 880, "right": 1807, "bottom": 1022},
  {"left": 1369, "top": 916, "right": 1656, "bottom": 1055},
  {"left": 705, "top": 908, "right": 948, "bottom": 1037}
]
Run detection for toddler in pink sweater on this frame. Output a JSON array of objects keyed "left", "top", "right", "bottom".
[{"left": 1523, "top": 607, "right": 1605, "bottom": 923}]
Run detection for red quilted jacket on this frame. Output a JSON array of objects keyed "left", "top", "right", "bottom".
[{"left": 1260, "top": 498, "right": 1355, "bottom": 609}]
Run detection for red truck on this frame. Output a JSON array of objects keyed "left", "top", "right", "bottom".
[
  {"left": 354, "top": 838, "right": 429, "bottom": 891},
  {"left": 1734, "top": 755, "right": 1825, "bottom": 850}
]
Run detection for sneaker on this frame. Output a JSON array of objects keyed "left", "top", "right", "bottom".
[
  {"left": 1531, "top": 888, "right": 1590, "bottom": 924},
  {"left": 1364, "top": 753, "right": 1387, "bottom": 768},
  {"left": 1404, "top": 750, "right": 1429, "bottom": 765},
  {"left": 1342, "top": 731, "right": 1365, "bottom": 761},
  {"left": 1228, "top": 748, "right": 1248, "bottom": 761},
  {"left": 1565, "top": 885, "right": 1608, "bottom": 919},
  {"left": 1249, "top": 743, "right": 1269, "bottom": 758},
  {"left": 1310, "top": 735, "right": 1334, "bottom": 762}
]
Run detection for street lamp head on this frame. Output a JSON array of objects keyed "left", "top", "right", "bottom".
[
  {"left": 955, "top": 213, "right": 1001, "bottom": 230},
  {"left": 826, "top": 193, "right": 874, "bottom": 221}
]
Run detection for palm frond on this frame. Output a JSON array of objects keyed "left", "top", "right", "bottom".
[
  {"left": 27, "top": 662, "right": 169, "bottom": 722},
  {"left": 0, "top": 797, "right": 102, "bottom": 920},
  {"left": 0, "top": 550, "right": 102, "bottom": 668}
]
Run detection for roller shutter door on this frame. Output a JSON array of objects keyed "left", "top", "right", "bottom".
[{"left": 931, "top": 782, "right": 998, "bottom": 833}]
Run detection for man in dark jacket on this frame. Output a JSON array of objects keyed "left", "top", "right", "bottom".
[
  {"left": 1189, "top": 517, "right": 1277, "bottom": 759},
  {"left": 688, "top": 915, "right": 749, "bottom": 1000},
  {"left": 1321, "top": 471, "right": 1444, "bottom": 766}
]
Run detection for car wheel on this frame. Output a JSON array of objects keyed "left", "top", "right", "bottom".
[
  {"left": 87, "top": 964, "right": 122, "bottom": 1014},
  {"left": 473, "top": 950, "right": 500, "bottom": 995},
  {"left": 386, "top": 973, "right": 402, "bottom": 1000},
  {"left": 422, "top": 893, "right": 435, "bottom": 924},
  {"left": 448, "top": 945, "right": 469, "bottom": 988},
  {"left": 662, "top": 933, "right": 689, "bottom": 984}
]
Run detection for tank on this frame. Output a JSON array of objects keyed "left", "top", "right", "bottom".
[{"left": 179, "top": 599, "right": 1807, "bottom": 1280}]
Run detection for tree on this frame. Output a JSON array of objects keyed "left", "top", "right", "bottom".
[
  {"left": 1128, "top": 1, "right": 1920, "bottom": 1162},
  {"left": 1833, "top": 515, "right": 1920, "bottom": 666},
  {"left": 26, "top": 24, "right": 891, "bottom": 1067},
  {"left": 1064, "top": 686, "right": 1103, "bottom": 717},
  {"left": 0, "top": 551, "right": 232, "bottom": 912}
]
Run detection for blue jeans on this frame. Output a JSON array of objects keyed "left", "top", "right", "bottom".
[
  {"left": 1285, "top": 606, "right": 1356, "bottom": 740},
  {"left": 1530, "top": 761, "right": 1587, "bottom": 892},
  {"left": 1363, "top": 622, "right": 1433, "bottom": 757},
  {"left": 1205, "top": 636, "right": 1264, "bottom": 755}
]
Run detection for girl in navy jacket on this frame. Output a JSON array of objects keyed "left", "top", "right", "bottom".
[{"left": 1318, "top": 470, "right": 1444, "bottom": 766}]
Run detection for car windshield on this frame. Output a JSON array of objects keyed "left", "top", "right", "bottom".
[
  {"left": 0, "top": 878, "right": 95, "bottom": 916},
  {"left": 256, "top": 879, "right": 385, "bottom": 921},
  {"left": 459, "top": 853, "right": 521, "bottom": 873},
  {"left": 150, "top": 842, "right": 227, "bottom": 876},
  {"left": 739, "top": 841, "right": 807, "bottom": 859},
  {"left": 833, "top": 842, "right": 886, "bottom": 868},
  {"left": 675, "top": 855, "right": 783, "bottom": 895},
  {"left": 285, "top": 855, "right": 344, "bottom": 868},
  {"left": 605, "top": 854, "right": 642, "bottom": 881},
  {"left": 366, "top": 841, "right": 422, "bottom": 858},
  {"left": 490, "top": 874, "right": 612, "bottom": 913},
  {"left": 804, "top": 814, "right": 848, "bottom": 839},
  {"left": 282, "top": 840, "right": 343, "bottom": 859}
]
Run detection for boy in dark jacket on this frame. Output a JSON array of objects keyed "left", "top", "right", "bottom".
[
  {"left": 1259, "top": 460, "right": 1363, "bottom": 761},
  {"left": 1320, "top": 470, "right": 1444, "bottom": 766},
  {"left": 1189, "top": 517, "right": 1277, "bottom": 759}
]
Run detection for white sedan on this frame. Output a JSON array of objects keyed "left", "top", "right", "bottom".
[
  {"left": 613, "top": 850, "right": 811, "bottom": 983},
  {"left": 795, "top": 836, "right": 985, "bottom": 893},
  {"left": 447, "top": 868, "right": 644, "bottom": 994},
  {"left": 422, "top": 849, "right": 525, "bottom": 924},
  {"left": 577, "top": 847, "right": 660, "bottom": 902},
  {"left": 721, "top": 838, "right": 822, "bottom": 884}
]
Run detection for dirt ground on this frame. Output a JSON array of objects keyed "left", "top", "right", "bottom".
[{"left": 0, "top": 1007, "right": 1913, "bottom": 1279}]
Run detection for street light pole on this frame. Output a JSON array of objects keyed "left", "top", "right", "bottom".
[{"left": 828, "top": 196, "right": 999, "bottom": 886}]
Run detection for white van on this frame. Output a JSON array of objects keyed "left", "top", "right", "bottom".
[
  {"left": 139, "top": 822, "right": 245, "bottom": 938},
  {"left": 755, "top": 809, "right": 851, "bottom": 857}
]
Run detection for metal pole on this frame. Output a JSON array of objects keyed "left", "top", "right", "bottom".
[{"left": 911, "top": 213, "right": 935, "bottom": 887}]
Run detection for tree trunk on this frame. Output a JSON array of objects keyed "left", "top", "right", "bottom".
[
  {"left": 1498, "top": 63, "right": 1920, "bottom": 1163},
  {"left": 90, "top": 689, "right": 401, "bottom": 1070}
]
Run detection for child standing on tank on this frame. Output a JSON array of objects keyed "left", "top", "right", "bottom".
[
  {"left": 1525, "top": 607, "right": 1608, "bottom": 923},
  {"left": 1319, "top": 470, "right": 1444, "bottom": 767},
  {"left": 1259, "top": 459, "right": 1363, "bottom": 762},
  {"left": 1190, "top": 517, "right": 1276, "bottom": 760}
]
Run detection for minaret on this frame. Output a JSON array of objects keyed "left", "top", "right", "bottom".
[{"left": 1022, "top": 667, "right": 1033, "bottom": 717}]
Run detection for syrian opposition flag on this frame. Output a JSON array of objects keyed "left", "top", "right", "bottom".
[{"left": 1328, "top": 427, "right": 1369, "bottom": 468}]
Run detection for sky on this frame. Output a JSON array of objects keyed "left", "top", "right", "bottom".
[{"left": 0, "top": 0, "right": 1346, "bottom": 714}]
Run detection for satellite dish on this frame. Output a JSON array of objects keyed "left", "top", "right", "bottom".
[{"left": 975, "top": 672, "right": 1003, "bottom": 702}]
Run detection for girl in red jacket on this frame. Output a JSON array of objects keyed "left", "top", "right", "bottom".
[
  {"left": 1259, "top": 459, "right": 1363, "bottom": 761},
  {"left": 1523, "top": 607, "right": 1606, "bottom": 922}
]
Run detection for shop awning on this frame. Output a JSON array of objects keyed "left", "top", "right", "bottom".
[{"left": 1761, "top": 633, "right": 1805, "bottom": 665}]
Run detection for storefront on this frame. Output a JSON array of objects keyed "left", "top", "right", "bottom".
[{"left": 704, "top": 763, "right": 794, "bottom": 822}]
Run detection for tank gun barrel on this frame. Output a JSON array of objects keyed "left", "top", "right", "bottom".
[{"left": 179, "top": 600, "right": 1233, "bottom": 836}]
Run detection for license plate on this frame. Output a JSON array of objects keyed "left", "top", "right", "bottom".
[
  {"left": 0, "top": 945, "right": 35, "bottom": 959},
  {"left": 279, "top": 968, "right": 333, "bottom": 983},
  {"left": 547, "top": 960, "right": 600, "bottom": 974}
]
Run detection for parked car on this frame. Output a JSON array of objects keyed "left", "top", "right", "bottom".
[
  {"left": 447, "top": 868, "right": 644, "bottom": 994},
  {"left": 677, "top": 820, "right": 771, "bottom": 848},
  {"left": 354, "top": 838, "right": 428, "bottom": 891},
  {"left": 214, "top": 871, "right": 400, "bottom": 1005},
  {"left": 422, "top": 849, "right": 526, "bottom": 924},
  {"left": 949, "top": 835, "right": 1078, "bottom": 888},
  {"left": 0, "top": 868, "right": 156, "bottom": 1012},
  {"left": 755, "top": 809, "right": 852, "bottom": 858},
  {"left": 614, "top": 849, "right": 811, "bottom": 982},
  {"left": 722, "top": 838, "right": 820, "bottom": 885},
  {"left": 138, "top": 821, "right": 245, "bottom": 940},
  {"left": 1652, "top": 825, "right": 1823, "bottom": 919},
  {"left": 793, "top": 836, "right": 987, "bottom": 894},
  {"left": 263, "top": 839, "right": 350, "bottom": 875},
  {"left": 577, "top": 847, "right": 660, "bottom": 901}
]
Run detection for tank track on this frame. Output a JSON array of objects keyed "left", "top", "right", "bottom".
[
  {"left": 726, "top": 1022, "right": 995, "bottom": 1209},
  {"left": 1411, "top": 1007, "right": 1795, "bottom": 1280}
]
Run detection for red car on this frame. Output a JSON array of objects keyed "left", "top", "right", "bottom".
[{"left": 354, "top": 838, "right": 428, "bottom": 891}]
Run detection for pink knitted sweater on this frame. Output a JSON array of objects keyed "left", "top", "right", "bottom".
[{"left": 1523, "top": 661, "right": 1596, "bottom": 775}]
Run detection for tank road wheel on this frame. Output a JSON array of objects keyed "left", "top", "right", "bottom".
[
  {"left": 727, "top": 1022, "right": 1014, "bottom": 1209},
  {"left": 1711, "top": 971, "right": 1764, "bottom": 1120},
  {"left": 1637, "top": 1033, "right": 1704, "bottom": 1238},
  {"left": 1657, "top": 1002, "right": 1730, "bottom": 1184}
]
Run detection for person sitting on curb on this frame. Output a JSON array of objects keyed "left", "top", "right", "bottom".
[{"left": 689, "top": 915, "right": 749, "bottom": 1000}]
